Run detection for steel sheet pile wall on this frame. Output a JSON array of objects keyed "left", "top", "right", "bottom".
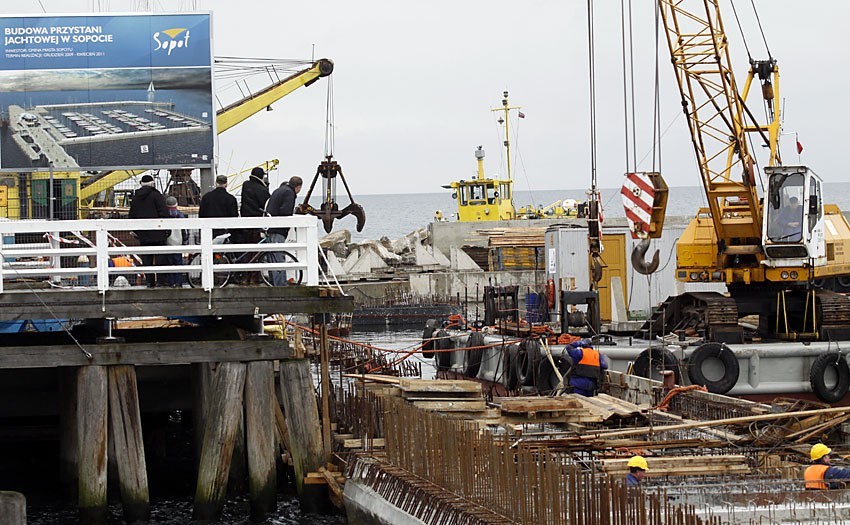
[{"left": 378, "top": 397, "right": 718, "bottom": 525}]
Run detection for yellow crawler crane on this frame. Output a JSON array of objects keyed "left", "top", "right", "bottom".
[{"left": 654, "top": 0, "right": 850, "bottom": 341}]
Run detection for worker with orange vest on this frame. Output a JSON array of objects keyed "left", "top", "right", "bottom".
[
  {"left": 566, "top": 340, "right": 608, "bottom": 396},
  {"left": 805, "top": 443, "right": 850, "bottom": 490},
  {"left": 626, "top": 455, "right": 648, "bottom": 487}
]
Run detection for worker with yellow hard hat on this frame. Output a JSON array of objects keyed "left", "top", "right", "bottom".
[
  {"left": 805, "top": 443, "right": 850, "bottom": 490},
  {"left": 626, "top": 455, "right": 648, "bottom": 487}
]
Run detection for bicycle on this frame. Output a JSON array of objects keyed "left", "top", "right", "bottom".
[{"left": 186, "top": 232, "right": 303, "bottom": 288}]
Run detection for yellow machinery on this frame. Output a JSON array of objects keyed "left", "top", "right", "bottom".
[
  {"left": 0, "top": 59, "right": 333, "bottom": 220},
  {"left": 445, "top": 146, "right": 516, "bottom": 222},
  {"left": 654, "top": 0, "right": 850, "bottom": 341}
]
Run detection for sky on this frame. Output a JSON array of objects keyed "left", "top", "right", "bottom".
[{"left": 6, "top": 0, "right": 849, "bottom": 196}]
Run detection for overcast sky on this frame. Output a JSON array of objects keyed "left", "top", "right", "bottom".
[{"left": 8, "top": 1, "right": 848, "bottom": 195}]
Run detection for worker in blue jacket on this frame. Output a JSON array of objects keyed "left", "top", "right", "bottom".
[
  {"left": 805, "top": 443, "right": 850, "bottom": 490},
  {"left": 565, "top": 339, "right": 608, "bottom": 396}
]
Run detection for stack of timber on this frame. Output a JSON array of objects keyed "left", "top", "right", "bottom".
[
  {"left": 600, "top": 455, "right": 751, "bottom": 477},
  {"left": 491, "top": 394, "right": 646, "bottom": 426},
  {"left": 472, "top": 226, "right": 547, "bottom": 270},
  {"left": 397, "top": 378, "right": 489, "bottom": 417}
]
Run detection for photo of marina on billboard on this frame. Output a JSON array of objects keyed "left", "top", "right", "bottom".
[{"left": 0, "top": 13, "right": 214, "bottom": 172}]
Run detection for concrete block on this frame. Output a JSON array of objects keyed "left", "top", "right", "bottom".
[{"left": 450, "top": 247, "right": 482, "bottom": 271}]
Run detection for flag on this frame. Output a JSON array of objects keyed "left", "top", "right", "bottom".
[
  {"left": 797, "top": 140, "right": 804, "bottom": 154},
  {"left": 517, "top": 111, "right": 525, "bottom": 119}
]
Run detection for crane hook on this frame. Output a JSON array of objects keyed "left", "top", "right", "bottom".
[{"left": 631, "top": 237, "right": 660, "bottom": 275}]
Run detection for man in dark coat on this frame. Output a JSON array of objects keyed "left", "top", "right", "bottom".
[
  {"left": 266, "top": 176, "right": 302, "bottom": 285},
  {"left": 199, "top": 174, "right": 238, "bottom": 238},
  {"left": 239, "top": 166, "right": 271, "bottom": 243},
  {"left": 128, "top": 174, "right": 169, "bottom": 287}
]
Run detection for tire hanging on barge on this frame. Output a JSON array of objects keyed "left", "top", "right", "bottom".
[
  {"left": 535, "top": 354, "right": 573, "bottom": 394},
  {"left": 434, "top": 329, "right": 453, "bottom": 371},
  {"left": 421, "top": 319, "right": 438, "bottom": 359},
  {"left": 687, "top": 342, "right": 739, "bottom": 394},
  {"left": 502, "top": 344, "right": 520, "bottom": 391},
  {"left": 515, "top": 338, "right": 541, "bottom": 387},
  {"left": 463, "top": 331, "right": 485, "bottom": 377},
  {"left": 809, "top": 353, "right": 850, "bottom": 403},
  {"left": 632, "top": 347, "right": 681, "bottom": 384}
]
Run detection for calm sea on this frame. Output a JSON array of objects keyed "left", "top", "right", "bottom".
[{"left": 347, "top": 183, "right": 850, "bottom": 243}]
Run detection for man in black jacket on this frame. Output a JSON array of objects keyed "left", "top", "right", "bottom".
[
  {"left": 199, "top": 174, "right": 238, "bottom": 238},
  {"left": 239, "top": 167, "right": 270, "bottom": 243},
  {"left": 128, "top": 174, "right": 169, "bottom": 287},
  {"left": 266, "top": 176, "right": 302, "bottom": 285}
]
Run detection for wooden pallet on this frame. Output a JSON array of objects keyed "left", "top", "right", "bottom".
[{"left": 398, "top": 379, "right": 487, "bottom": 415}]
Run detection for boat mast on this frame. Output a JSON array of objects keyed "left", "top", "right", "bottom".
[{"left": 492, "top": 91, "right": 520, "bottom": 181}]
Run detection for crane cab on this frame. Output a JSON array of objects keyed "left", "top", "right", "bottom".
[{"left": 762, "top": 166, "right": 825, "bottom": 263}]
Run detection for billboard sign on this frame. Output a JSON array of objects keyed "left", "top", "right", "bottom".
[{"left": 0, "top": 13, "right": 214, "bottom": 172}]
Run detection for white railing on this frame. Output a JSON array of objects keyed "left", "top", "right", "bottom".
[{"left": 0, "top": 216, "right": 321, "bottom": 292}]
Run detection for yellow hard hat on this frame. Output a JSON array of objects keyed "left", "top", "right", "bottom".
[
  {"left": 811, "top": 443, "right": 832, "bottom": 461},
  {"left": 627, "top": 455, "right": 648, "bottom": 471}
]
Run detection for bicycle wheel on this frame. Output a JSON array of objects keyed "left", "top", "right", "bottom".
[
  {"left": 187, "top": 253, "right": 231, "bottom": 288},
  {"left": 258, "top": 250, "right": 303, "bottom": 286}
]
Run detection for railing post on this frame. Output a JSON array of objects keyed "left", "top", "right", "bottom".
[
  {"left": 96, "top": 229, "right": 110, "bottom": 293},
  {"left": 200, "top": 224, "right": 213, "bottom": 291},
  {"left": 304, "top": 219, "right": 319, "bottom": 286}
]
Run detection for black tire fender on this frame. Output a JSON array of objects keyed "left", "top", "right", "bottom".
[
  {"left": 516, "top": 338, "right": 542, "bottom": 387},
  {"left": 421, "top": 319, "right": 438, "bottom": 359},
  {"left": 464, "top": 331, "right": 485, "bottom": 377},
  {"left": 810, "top": 353, "right": 850, "bottom": 403},
  {"left": 502, "top": 344, "right": 520, "bottom": 391},
  {"left": 535, "top": 354, "right": 574, "bottom": 394},
  {"left": 434, "top": 329, "right": 454, "bottom": 370},
  {"left": 687, "top": 342, "right": 739, "bottom": 394},
  {"left": 633, "top": 347, "right": 682, "bottom": 384}
]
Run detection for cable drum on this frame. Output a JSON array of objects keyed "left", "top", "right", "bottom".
[
  {"left": 464, "top": 331, "right": 486, "bottom": 377},
  {"left": 421, "top": 319, "right": 438, "bottom": 359},
  {"left": 809, "top": 353, "right": 850, "bottom": 403},
  {"left": 687, "top": 342, "right": 739, "bottom": 394}
]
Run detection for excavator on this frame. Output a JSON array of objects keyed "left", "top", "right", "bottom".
[
  {"left": 1, "top": 58, "right": 353, "bottom": 220},
  {"left": 638, "top": 0, "right": 850, "bottom": 342}
]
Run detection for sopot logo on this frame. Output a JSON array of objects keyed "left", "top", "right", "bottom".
[{"left": 152, "top": 27, "right": 190, "bottom": 56}]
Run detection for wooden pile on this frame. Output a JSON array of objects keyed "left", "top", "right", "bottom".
[
  {"left": 397, "top": 379, "right": 488, "bottom": 417},
  {"left": 601, "top": 455, "right": 751, "bottom": 477},
  {"left": 498, "top": 396, "right": 596, "bottom": 423},
  {"left": 474, "top": 227, "right": 548, "bottom": 247}
]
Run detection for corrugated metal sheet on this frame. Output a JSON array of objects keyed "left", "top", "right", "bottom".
[{"left": 545, "top": 224, "right": 726, "bottom": 316}]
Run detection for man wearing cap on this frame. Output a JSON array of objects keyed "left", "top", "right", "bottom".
[
  {"left": 128, "top": 174, "right": 169, "bottom": 287},
  {"left": 239, "top": 166, "right": 271, "bottom": 248},
  {"left": 266, "top": 176, "right": 302, "bottom": 286},
  {"left": 164, "top": 196, "right": 188, "bottom": 287},
  {"left": 199, "top": 174, "right": 238, "bottom": 239},
  {"left": 805, "top": 443, "right": 850, "bottom": 489}
]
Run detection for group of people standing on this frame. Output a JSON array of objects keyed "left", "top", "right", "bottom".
[{"left": 127, "top": 169, "right": 303, "bottom": 287}]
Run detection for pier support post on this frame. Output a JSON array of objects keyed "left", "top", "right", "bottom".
[
  {"left": 107, "top": 365, "right": 150, "bottom": 523},
  {"left": 245, "top": 360, "right": 277, "bottom": 519},
  {"left": 0, "top": 491, "right": 26, "bottom": 525},
  {"left": 59, "top": 368, "right": 79, "bottom": 497},
  {"left": 279, "top": 358, "right": 325, "bottom": 496},
  {"left": 77, "top": 365, "right": 108, "bottom": 525},
  {"left": 193, "top": 362, "right": 247, "bottom": 522},
  {"left": 191, "top": 362, "right": 213, "bottom": 467}
]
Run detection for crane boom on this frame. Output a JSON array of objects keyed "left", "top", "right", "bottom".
[{"left": 658, "top": 0, "right": 778, "bottom": 250}]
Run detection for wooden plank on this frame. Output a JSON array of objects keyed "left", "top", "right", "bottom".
[
  {"left": 245, "top": 361, "right": 276, "bottom": 520},
  {"left": 411, "top": 400, "right": 487, "bottom": 411},
  {"left": 398, "top": 379, "right": 482, "bottom": 394},
  {"left": 279, "top": 359, "right": 325, "bottom": 496},
  {"left": 499, "top": 397, "right": 584, "bottom": 413},
  {"left": 319, "top": 467, "right": 344, "bottom": 509},
  {"left": 107, "top": 365, "right": 150, "bottom": 523},
  {"left": 193, "top": 362, "right": 247, "bottom": 521},
  {"left": 77, "top": 365, "right": 108, "bottom": 523},
  {"left": 342, "top": 438, "right": 385, "bottom": 449},
  {"left": 343, "top": 373, "right": 402, "bottom": 385},
  {"left": 0, "top": 339, "right": 291, "bottom": 368}
]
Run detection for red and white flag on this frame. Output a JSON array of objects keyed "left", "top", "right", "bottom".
[
  {"left": 797, "top": 140, "right": 804, "bottom": 155},
  {"left": 517, "top": 111, "right": 525, "bottom": 119}
]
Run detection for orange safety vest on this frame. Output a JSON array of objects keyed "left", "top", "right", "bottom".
[
  {"left": 805, "top": 464, "right": 829, "bottom": 490},
  {"left": 573, "top": 347, "right": 602, "bottom": 380}
]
